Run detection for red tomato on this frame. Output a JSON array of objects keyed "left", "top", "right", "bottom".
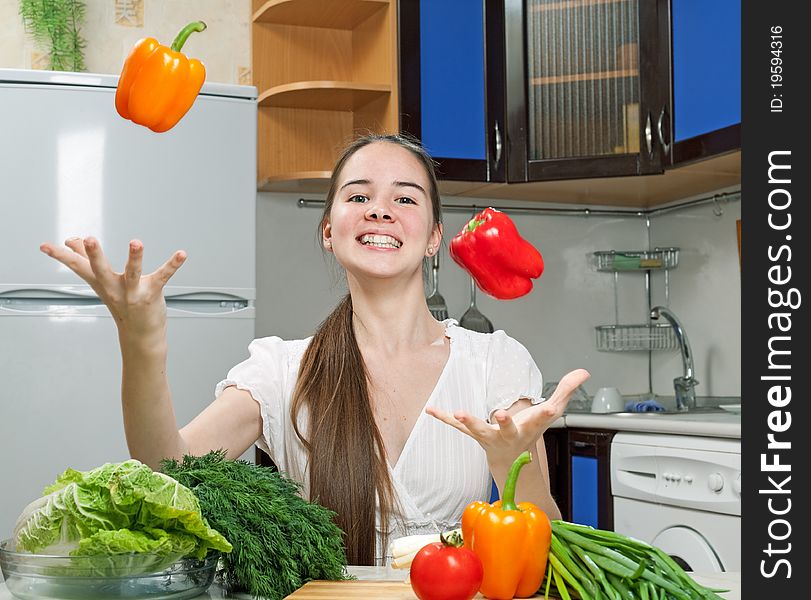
[{"left": 409, "top": 542, "right": 484, "bottom": 600}]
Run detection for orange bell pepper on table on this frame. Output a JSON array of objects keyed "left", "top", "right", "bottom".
[
  {"left": 115, "top": 21, "right": 207, "bottom": 133},
  {"left": 462, "top": 451, "right": 552, "bottom": 599}
]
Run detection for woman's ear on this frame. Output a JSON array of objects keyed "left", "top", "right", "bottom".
[
  {"left": 322, "top": 221, "right": 333, "bottom": 252},
  {"left": 427, "top": 222, "right": 443, "bottom": 255}
]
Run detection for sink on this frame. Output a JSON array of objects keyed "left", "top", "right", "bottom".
[
  {"left": 653, "top": 411, "right": 740, "bottom": 421},
  {"left": 648, "top": 406, "right": 726, "bottom": 415},
  {"left": 565, "top": 395, "right": 741, "bottom": 416}
]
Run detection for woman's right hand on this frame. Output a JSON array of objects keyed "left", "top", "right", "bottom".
[{"left": 40, "top": 237, "right": 187, "bottom": 340}]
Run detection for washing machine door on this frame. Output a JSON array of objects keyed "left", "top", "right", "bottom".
[{"left": 652, "top": 526, "right": 724, "bottom": 572}]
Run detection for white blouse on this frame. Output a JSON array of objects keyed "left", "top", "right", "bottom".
[{"left": 214, "top": 318, "right": 544, "bottom": 563}]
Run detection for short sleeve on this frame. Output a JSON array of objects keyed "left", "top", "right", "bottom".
[
  {"left": 484, "top": 331, "right": 544, "bottom": 422},
  {"left": 214, "top": 336, "right": 290, "bottom": 461}
]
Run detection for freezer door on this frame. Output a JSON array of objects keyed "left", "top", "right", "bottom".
[
  {"left": 0, "top": 304, "right": 256, "bottom": 539},
  {"left": 0, "top": 80, "right": 256, "bottom": 291}
]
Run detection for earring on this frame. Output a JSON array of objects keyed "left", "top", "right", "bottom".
[{"left": 427, "top": 247, "right": 435, "bottom": 256}]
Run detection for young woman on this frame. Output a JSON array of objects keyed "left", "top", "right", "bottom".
[{"left": 40, "top": 134, "right": 589, "bottom": 565}]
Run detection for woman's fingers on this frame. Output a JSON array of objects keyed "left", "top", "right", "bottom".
[
  {"left": 64, "top": 236, "right": 88, "bottom": 258},
  {"left": 528, "top": 369, "right": 591, "bottom": 424},
  {"left": 83, "top": 237, "right": 117, "bottom": 287},
  {"left": 491, "top": 410, "right": 520, "bottom": 441},
  {"left": 454, "top": 411, "right": 496, "bottom": 440},
  {"left": 124, "top": 240, "right": 144, "bottom": 290},
  {"left": 40, "top": 241, "right": 94, "bottom": 281},
  {"left": 427, "top": 407, "right": 508, "bottom": 445},
  {"left": 425, "top": 406, "right": 472, "bottom": 437},
  {"left": 152, "top": 250, "right": 187, "bottom": 287},
  {"left": 430, "top": 370, "right": 590, "bottom": 453},
  {"left": 547, "top": 369, "right": 591, "bottom": 408}
]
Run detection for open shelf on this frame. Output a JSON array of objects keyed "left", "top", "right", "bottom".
[
  {"left": 258, "top": 171, "right": 332, "bottom": 193},
  {"left": 252, "top": 0, "right": 397, "bottom": 189},
  {"left": 258, "top": 81, "right": 391, "bottom": 110},
  {"left": 253, "top": 0, "right": 388, "bottom": 29}
]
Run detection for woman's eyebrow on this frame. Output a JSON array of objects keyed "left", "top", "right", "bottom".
[
  {"left": 339, "top": 179, "right": 371, "bottom": 190},
  {"left": 339, "top": 179, "right": 427, "bottom": 196},
  {"left": 393, "top": 180, "right": 427, "bottom": 195}
]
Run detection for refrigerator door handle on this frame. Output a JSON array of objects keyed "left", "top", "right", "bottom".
[
  {"left": 0, "top": 296, "right": 110, "bottom": 317},
  {"left": 165, "top": 299, "right": 254, "bottom": 318},
  {"left": 164, "top": 291, "right": 254, "bottom": 317},
  {"left": 1, "top": 289, "right": 254, "bottom": 318}
]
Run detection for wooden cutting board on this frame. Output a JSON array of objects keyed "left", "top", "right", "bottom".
[{"left": 285, "top": 580, "right": 545, "bottom": 598}]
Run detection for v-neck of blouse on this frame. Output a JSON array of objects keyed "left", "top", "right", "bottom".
[{"left": 387, "top": 318, "right": 458, "bottom": 473}]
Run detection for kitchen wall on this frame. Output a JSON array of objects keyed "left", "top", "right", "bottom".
[
  {"left": 649, "top": 194, "right": 741, "bottom": 399},
  {"left": 0, "top": 0, "right": 250, "bottom": 84},
  {"left": 255, "top": 186, "right": 742, "bottom": 402}
]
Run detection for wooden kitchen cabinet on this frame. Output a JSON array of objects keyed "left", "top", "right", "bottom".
[{"left": 251, "top": 0, "right": 399, "bottom": 191}]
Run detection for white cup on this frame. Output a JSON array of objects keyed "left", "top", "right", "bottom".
[{"left": 592, "top": 387, "right": 624, "bottom": 413}]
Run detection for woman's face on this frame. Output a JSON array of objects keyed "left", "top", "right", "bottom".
[{"left": 323, "top": 141, "right": 441, "bottom": 281}]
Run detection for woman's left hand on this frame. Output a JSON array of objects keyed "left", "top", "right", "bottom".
[{"left": 425, "top": 368, "right": 590, "bottom": 464}]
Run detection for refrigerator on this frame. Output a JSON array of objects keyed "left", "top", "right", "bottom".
[{"left": 0, "top": 69, "right": 257, "bottom": 538}]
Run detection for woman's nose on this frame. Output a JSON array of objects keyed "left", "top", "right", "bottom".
[{"left": 365, "top": 204, "right": 394, "bottom": 221}]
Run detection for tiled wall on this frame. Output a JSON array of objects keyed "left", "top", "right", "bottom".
[{"left": 0, "top": 0, "right": 251, "bottom": 84}]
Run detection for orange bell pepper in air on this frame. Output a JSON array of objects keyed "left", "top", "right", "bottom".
[
  {"left": 115, "top": 21, "right": 207, "bottom": 133},
  {"left": 462, "top": 451, "right": 552, "bottom": 599}
]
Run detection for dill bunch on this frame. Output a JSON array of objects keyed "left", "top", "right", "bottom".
[{"left": 160, "top": 451, "right": 350, "bottom": 600}]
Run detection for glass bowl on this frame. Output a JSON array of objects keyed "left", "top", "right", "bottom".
[{"left": 0, "top": 539, "right": 219, "bottom": 600}]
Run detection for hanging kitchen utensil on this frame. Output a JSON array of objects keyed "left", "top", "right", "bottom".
[
  {"left": 459, "top": 276, "right": 495, "bottom": 333},
  {"left": 426, "top": 252, "right": 449, "bottom": 321}
]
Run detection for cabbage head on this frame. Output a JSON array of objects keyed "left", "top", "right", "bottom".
[{"left": 12, "top": 459, "right": 232, "bottom": 564}]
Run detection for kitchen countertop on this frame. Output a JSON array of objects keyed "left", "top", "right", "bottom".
[
  {"left": 548, "top": 409, "right": 740, "bottom": 439},
  {"left": 0, "top": 568, "right": 742, "bottom": 600},
  {"left": 288, "top": 569, "right": 741, "bottom": 599}
]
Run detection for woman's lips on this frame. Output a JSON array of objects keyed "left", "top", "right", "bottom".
[{"left": 356, "top": 233, "right": 403, "bottom": 249}]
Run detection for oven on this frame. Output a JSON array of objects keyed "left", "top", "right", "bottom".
[{"left": 611, "top": 432, "right": 741, "bottom": 572}]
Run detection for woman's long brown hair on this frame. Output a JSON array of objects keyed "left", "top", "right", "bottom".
[{"left": 290, "top": 133, "right": 443, "bottom": 565}]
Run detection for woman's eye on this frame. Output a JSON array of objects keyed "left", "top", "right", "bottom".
[
  {"left": 348, "top": 194, "right": 368, "bottom": 203},
  {"left": 396, "top": 197, "right": 416, "bottom": 205}
]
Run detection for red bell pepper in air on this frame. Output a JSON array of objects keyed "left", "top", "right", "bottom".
[{"left": 449, "top": 207, "right": 544, "bottom": 300}]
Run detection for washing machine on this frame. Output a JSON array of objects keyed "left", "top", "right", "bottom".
[{"left": 611, "top": 432, "right": 741, "bottom": 572}]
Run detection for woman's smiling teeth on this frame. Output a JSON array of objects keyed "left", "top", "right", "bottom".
[{"left": 358, "top": 234, "right": 402, "bottom": 249}]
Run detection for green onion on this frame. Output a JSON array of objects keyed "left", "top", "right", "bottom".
[
  {"left": 549, "top": 553, "right": 592, "bottom": 600},
  {"left": 552, "top": 564, "right": 574, "bottom": 600},
  {"left": 544, "top": 521, "right": 726, "bottom": 600}
]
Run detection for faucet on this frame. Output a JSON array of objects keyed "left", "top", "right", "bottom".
[{"left": 650, "top": 306, "right": 699, "bottom": 411}]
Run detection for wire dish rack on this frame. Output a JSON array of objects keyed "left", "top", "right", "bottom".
[
  {"left": 595, "top": 323, "right": 678, "bottom": 352},
  {"left": 593, "top": 248, "right": 680, "bottom": 271}
]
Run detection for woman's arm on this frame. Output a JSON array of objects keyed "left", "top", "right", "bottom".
[
  {"left": 488, "top": 400, "right": 561, "bottom": 519},
  {"left": 426, "top": 369, "right": 589, "bottom": 517},
  {"left": 41, "top": 237, "right": 261, "bottom": 470}
]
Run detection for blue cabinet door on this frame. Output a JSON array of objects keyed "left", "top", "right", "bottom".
[
  {"left": 567, "top": 429, "right": 614, "bottom": 530},
  {"left": 571, "top": 455, "right": 599, "bottom": 528},
  {"left": 670, "top": 0, "right": 741, "bottom": 163},
  {"left": 420, "top": 0, "right": 486, "bottom": 161},
  {"left": 399, "top": 0, "right": 504, "bottom": 181}
]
